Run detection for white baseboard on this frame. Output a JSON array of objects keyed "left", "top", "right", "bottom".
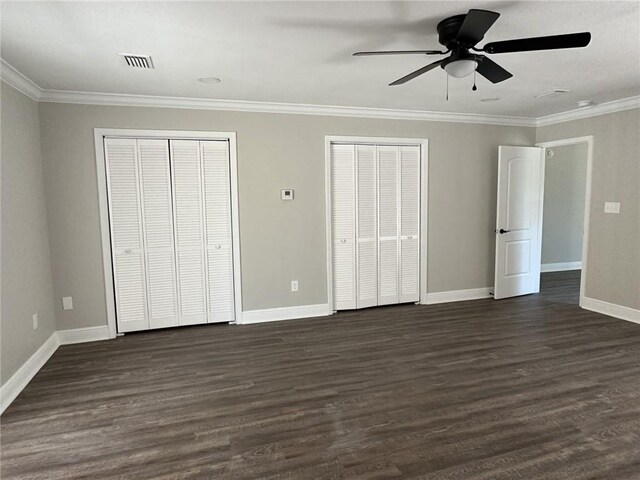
[
  {"left": 541, "top": 261, "right": 582, "bottom": 272},
  {"left": 424, "top": 287, "right": 493, "bottom": 305},
  {"left": 240, "top": 303, "right": 332, "bottom": 324},
  {"left": 0, "top": 332, "right": 60, "bottom": 415},
  {"left": 57, "top": 325, "right": 111, "bottom": 345},
  {"left": 581, "top": 297, "right": 640, "bottom": 324}
]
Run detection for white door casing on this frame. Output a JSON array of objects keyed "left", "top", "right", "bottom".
[
  {"left": 536, "top": 136, "right": 594, "bottom": 308},
  {"left": 494, "top": 146, "right": 545, "bottom": 300}
]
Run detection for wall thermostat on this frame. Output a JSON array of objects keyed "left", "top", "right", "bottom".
[
  {"left": 546, "top": 149, "right": 554, "bottom": 158},
  {"left": 281, "top": 189, "right": 294, "bottom": 200}
]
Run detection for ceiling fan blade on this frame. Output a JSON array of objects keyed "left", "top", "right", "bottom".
[
  {"left": 389, "top": 60, "right": 443, "bottom": 86},
  {"left": 456, "top": 9, "right": 500, "bottom": 45},
  {"left": 475, "top": 55, "right": 513, "bottom": 83},
  {"left": 483, "top": 32, "right": 591, "bottom": 54},
  {"left": 353, "top": 50, "right": 444, "bottom": 56}
]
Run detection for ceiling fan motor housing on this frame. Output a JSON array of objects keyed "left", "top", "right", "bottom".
[{"left": 437, "top": 15, "right": 470, "bottom": 49}]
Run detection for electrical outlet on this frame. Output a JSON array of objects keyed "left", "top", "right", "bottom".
[
  {"left": 32, "top": 313, "right": 38, "bottom": 330},
  {"left": 62, "top": 296, "right": 73, "bottom": 310},
  {"left": 604, "top": 202, "right": 620, "bottom": 214},
  {"left": 291, "top": 280, "right": 299, "bottom": 292}
]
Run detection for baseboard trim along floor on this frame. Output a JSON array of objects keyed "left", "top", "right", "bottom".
[
  {"left": 424, "top": 287, "right": 493, "bottom": 305},
  {"left": 240, "top": 303, "right": 332, "bottom": 324}
]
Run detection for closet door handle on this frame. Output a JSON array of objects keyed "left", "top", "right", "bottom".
[
  {"left": 124, "top": 249, "right": 132, "bottom": 254},
  {"left": 214, "top": 244, "right": 222, "bottom": 249}
]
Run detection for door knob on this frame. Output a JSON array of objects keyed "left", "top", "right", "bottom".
[{"left": 499, "top": 229, "right": 511, "bottom": 234}]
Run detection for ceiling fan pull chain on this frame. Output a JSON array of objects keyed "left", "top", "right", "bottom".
[
  {"left": 472, "top": 70, "right": 477, "bottom": 91},
  {"left": 446, "top": 74, "right": 449, "bottom": 101}
]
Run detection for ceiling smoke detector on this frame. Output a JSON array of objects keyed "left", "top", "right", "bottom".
[
  {"left": 119, "top": 53, "right": 154, "bottom": 69},
  {"left": 534, "top": 89, "right": 570, "bottom": 99}
]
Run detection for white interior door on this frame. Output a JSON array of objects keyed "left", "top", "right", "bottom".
[
  {"left": 356, "top": 145, "right": 378, "bottom": 308},
  {"left": 201, "top": 140, "right": 235, "bottom": 323},
  {"left": 170, "top": 140, "right": 208, "bottom": 325},
  {"left": 399, "top": 146, "right": 421, "bottom": 303},
  {"left": 105, "top": 138, "right": 149, "bottom": 332},
  {"left": 494, "top": 146, "right": 544, "bottom": 299},
  {"left": 331, "top": 144, "right": 357, "bottom": 310},
  {"left": 377, "top": 146, "right": 400, "bottom": 305},
  {"left": 138, "top": 139, "right": 179, "bottom": 329}
]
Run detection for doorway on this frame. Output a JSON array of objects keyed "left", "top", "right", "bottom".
[
  {"left": 94, "top": 128, "right": 243, "bottom": 338},
  {"left": 537, "top": 136, "right": 593, "bottom": 306},
  {"left": 325, "top": 136, "right": 429, "bottom": 311}
]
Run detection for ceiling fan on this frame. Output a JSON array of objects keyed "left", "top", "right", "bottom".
[{"left": 353, "top": 9, "right": 591, "bottom": 86}]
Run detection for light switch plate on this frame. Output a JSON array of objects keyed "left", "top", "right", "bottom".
[
  {"left": 604, "top": 202, "right": 620, "bottom": 214},
  {"left": 32, "top": 313, "right": 38, "bottom": 330},
  {"left": 281, "top": 189, "right": 294, "bottom": 201},
  {"left": 62, "top": 296, "right": 74, "bottom": 310},
  {"left": 291, "top": 280, "right": 299, "bottom": 292}
]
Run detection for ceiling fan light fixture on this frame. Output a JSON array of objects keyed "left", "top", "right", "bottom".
[{"left": 443, "top": 59, "right": 478, "bottom": 78}]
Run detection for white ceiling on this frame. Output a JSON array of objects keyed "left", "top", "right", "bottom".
[{"left": 2, "top": 1, "right": 639, "bottom": 117}]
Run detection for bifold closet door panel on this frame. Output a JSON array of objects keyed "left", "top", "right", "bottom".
[
  {"left": 138, "top": 139, "right": 179, "bottom": 329},
  {"left": 377, "top": 146, "right": 400, "bottom": 305},
  {"left": 331, "top": 144, "right": 357, "bottom": 310},
  {"left": 170, "top": 140, "right": 208, "bottom": 326},
  {"left": 356, "top": 145, "right": 378, "bottom": 308},
  {"left": 201, "top": 140, "right": 235, "bottom": 323},
  {"left": 399, "top": 146, "right": 421, "bottom": 303},
  {"left": 105, "top": 138, "right": 149, "bottom": 332}
]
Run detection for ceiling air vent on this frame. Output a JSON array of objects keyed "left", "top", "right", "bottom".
[
  {"left": 119, "top": 53, "right": 154, "bottom": 69},
  {"left": 534, "top": 89, "right": 570, "bottom": 99}
]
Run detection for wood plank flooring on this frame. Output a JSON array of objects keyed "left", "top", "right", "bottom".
[{"left": 3, "top": 271, "right": 640, "bottom": 479}]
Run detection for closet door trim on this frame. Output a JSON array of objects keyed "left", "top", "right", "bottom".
[
  {"left": 95, "top": 129, "right": 242, "bottom": 338},
  {"left": 325, "top": 136, "right": 429, "bottom": 312}
]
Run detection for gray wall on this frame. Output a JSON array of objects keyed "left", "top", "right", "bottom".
[
  {"left": 537, "top": 108, "right": 640, "bottom": 310},
  {"left": 1, "top": 83, "right": 57, "bottom": 385},
  {"left": 541, "top": 143, "right": 588, "bottom": 265},
  {"left": 37, "top": 102, "right": 535, "bottom": 331}
]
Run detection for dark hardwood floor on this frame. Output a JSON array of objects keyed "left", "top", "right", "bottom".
[{"left": 3, "top": 270, "right": 640, "bottom": 479}]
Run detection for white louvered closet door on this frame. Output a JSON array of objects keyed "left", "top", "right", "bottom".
[
  {"left": 170, "top": 140, "right": 208, "bottom": 326},
  {"left": 399, "top": 146, "right": 421, "bottom": 303},
  {"left": 377, "top": 146, "right": 400, "bottom": 305},
  {"left": 201, "top": 140, "right": 235, "bottom": 323},
  {"left": 356, "top": 145, "right": 378, "bottom": 308},
  {"left": 137, "top": 140, "right": 179, "bottom": 329},
  {"left": 105, "top": 138, "right": 149, "bottom": 332},
  {"left": 331, "top": 144, "right": 357, "bottom": 310}
]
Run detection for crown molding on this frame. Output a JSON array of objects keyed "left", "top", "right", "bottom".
[
  {"left": 38, "top": 89, "right": 536, "bottom": 127},
  {"left": 536, "top": 95, "right": 640, "bottom": 127},
  {"left": 1, "top": 58, "right": 637, "bottom": 128},
  {"left": 0, "top": 59, "right": 43, "bottom": 101}
]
